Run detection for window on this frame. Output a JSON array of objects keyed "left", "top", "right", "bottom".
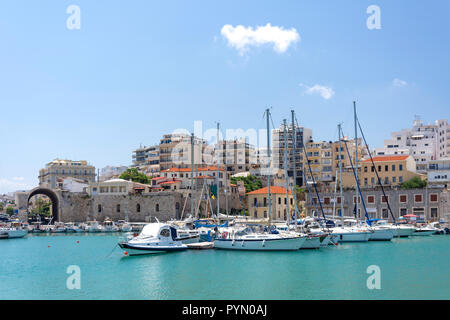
[
  {"left": 364, "top": 166, "right": 368, "bottom": 173},
  {"left": 392, "top": 177, "right": 396, "bottom": 183},
  {"left": 378, "top": 166, "right": 382, "bottom": 172},
  {"left": 364, "top": 178, "right": 368, "bottom": 186},
  {"left": 254, "top": 211, "right": 257, "bottom": 218},
  {"left": 160, "top": 229, "right": 170, "bottom": 237},
  {"left": 116, "top": 204, "right": 120, "bottom": 212},
  {"left": 392, "top": 165, "right": 396, "bottom": 171},
  {"left": 399, "top": 176, "right": 403, "bottom": 183},
  {"left": 353, "top": 196, "right": 361, "bottom": 204},
  {"left": 98, "top": 204, "right": 102, "bottom": 213},
  {"left": 278, "top": 197, "right": 281, "bottom": 205},
  {"left": 382, "top": 208, "right": 389, "bottom": 219},
  {"left": 324, "top": 197, "right": 330, "bottom": 205},
  {"left": 430, "top": 208, "right": 438, "bottom": 218},
  {"left": 136, "top": 204, "right": 141, "bottom": 213},
  {"left": 385, "top": 165, "right": 389, "bottom": 172},
  {"left": 400, "top": 208, "right": 407, "bottom": 216},
  {"left": 400, "top": 195, "right": 407, "bottom": 203},
  {"left": 430, "top": 194, "right": 438, "bottom": 202},
  {"left": 264, "top": 211, "right": 267, "bottom": 218},
  {"left": 254, "top": 198, "right": 257, "bottom": 207},
  {"left": 263, "top": 197, "right": 267, "bottom": 206},
  {"left": 414, "top": 194, "right": 423, "bottom": 203},
  {"left": 399, "top": 164, "right": 403, "bottom": 171},
  {"left": 337, "top": 197, "right": 341, "bottom": 204},
  {"left": 290, "top": 198, "right": 293, "bottom": 205},
  {"left": 156, "top": 204, "right": 159, "bottom": 212},
  {"left": 381, "top": 195, "right": 389, "bottom": 203},
  {"left": 367, "top": 196, "right": 375, "bottom": 204}
]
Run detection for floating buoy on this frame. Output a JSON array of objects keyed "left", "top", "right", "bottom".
[
  {"left": 48, "top": 245, "right": 51, "bottom": 248},
  {"left": 76, "top": 240, "right": 79, "bottom": 244},
  {"left": 124, "top": 251, "right": 128, "bottom": 256}
]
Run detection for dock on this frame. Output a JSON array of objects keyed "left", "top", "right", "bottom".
[{"left": 186, "top": 242, "right": 215, "bottom": 250}]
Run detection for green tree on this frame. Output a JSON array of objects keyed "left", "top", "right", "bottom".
[
  {"left": 119, "top": 168, "right": 150, "bottom": 184},
  {"left": 230, "top": 175, "right": 263, "bottom": 193},
  {"left": 0, "top": 202, "right": 4, "bottom": 212},
  {"left": 6, "top": 206, "right": 14, "bottom": 216},
  {"left": 400, "top": 176, "right": 427, "bottom": 189}
]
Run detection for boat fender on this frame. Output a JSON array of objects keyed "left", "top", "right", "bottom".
[{"left": 262, "top": 240, "right": 265, "bottom": 247}]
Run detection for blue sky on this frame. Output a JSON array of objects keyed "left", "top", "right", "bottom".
[{"left": 0, "top": 0, "right": 449, "bottom": 193}]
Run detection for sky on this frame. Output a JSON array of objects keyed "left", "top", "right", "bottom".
[{"left": 0, "top": 0, "right": 449, "bottom": 194}]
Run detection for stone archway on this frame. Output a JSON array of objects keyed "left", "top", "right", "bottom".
[{"left": 27, "top": 188, "right": 60, "bottom": 222}]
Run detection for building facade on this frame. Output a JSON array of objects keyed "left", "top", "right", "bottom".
[
  {"left": 374, "top": 119, "right": 450, "bottom": 173},
  {"left": 305, "top": 187, "right": 446, "bottom": 222},
  {"left": 247, "top": 186, "right": 294, "bottom": 221},
  {"left": 39, "top": 159, "right": 95, "bottom": 189}
]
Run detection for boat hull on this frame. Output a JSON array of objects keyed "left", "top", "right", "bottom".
[
  {"left": 1, "top": 229, "right": 28, "bottom": 239},
  {"left": 334, "top": 231, "right": 370, "bottom": 242},
  {"left": 412, "top": 230, "right": 434, "bottom": 236},
  {"left": 368, "top": 229, "right": 394, "bottom": 241},
  {"left": 301, "top": 236, "right": 321, "bottom": 249},
  {"left": 119, "top": 242, "right": 188, "bottom": 256},
  {"left": 395, "top": 227, "right": 415, "bottom": 237},
  {"left": 214, "top": 236, "right": 305, "bottom": 251}
]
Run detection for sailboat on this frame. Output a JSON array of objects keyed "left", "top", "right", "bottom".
[{"left": 214, "top": 109, "right": 306, "bottom": 251}]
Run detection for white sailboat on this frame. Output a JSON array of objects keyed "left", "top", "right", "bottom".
[{"left": 214, "top": 109, "right": 307, "bottom": 251}]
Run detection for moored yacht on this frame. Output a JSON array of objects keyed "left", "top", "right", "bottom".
[
  {"left": 0, "top": 221, "right": 28, "bottom": 239},
  {"left": 214, "top": 226, "right": 306, "bottom": 251},
  {"left": 102, "top": 218, "right": 119, "bottom": 232},
  {"left": 412, "top": 225, "right": 435, "bottom": 236},
  {"left": 86, "top": 220, "right": 103, "bottom": 233},
  {"left": 118, "top": 222, "right": 188, "bottom": 256}
]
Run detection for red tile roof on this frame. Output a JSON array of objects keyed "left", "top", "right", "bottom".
[
  {"left": 361, "top": 155, "right": 409, "bottom": 163},
  {"left": 247, "top": 186, "right": 292, "bottom": 195},
  {"left": 159, "top": 180, "right": 181, "bottom": 185}
]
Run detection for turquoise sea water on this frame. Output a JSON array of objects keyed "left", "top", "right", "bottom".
[{"left": 0, "top": 234, "right": 449, "bottom": 300}]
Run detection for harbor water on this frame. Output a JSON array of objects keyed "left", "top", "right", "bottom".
[{"left": 1, "top": 234, "right": 449, "bottom": 300}]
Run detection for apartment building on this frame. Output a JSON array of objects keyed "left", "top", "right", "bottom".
[
  {"left": 99, "top": 165, "right": 128, "bottom": 182},
  {"left": 375, "top": 119, "right": 450, "bottom": 173},
  {"left": 272, "top": 123, "right": 313, "bottom": 187},
  {"left": 39, "top": 159, "right": 96, "bottom": 189},
  {"left": 131, "top": 145, "right": 160, "bottom": 175},
  {"left": 427, "top": 158, "right": 450, "bottom": 187},
  {"left": 160, "top": 166, "right": 229, "bottom": 189},
  {"left": 342, "top": 155, "right": 424, "bottom": 188},
  {"left": 215, "top": 138, "right": 256, "bottom": 174},
  {"left": 247, "top": 186, "right": 294, "bottom": 220}
]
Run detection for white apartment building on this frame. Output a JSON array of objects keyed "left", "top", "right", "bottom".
[
  {"left": 427, "top": 158, "right": 450, "bottom": 187},
  {"left": 375, "top": 119, "right": 450, "bottom": 173}
]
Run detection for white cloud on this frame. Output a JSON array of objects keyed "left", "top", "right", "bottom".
[
  {"left": 299, "top": 83, "right": 335, "bottom": 100},
  {"left": 0, "top": 178, "right": 33, "bottom": 194},
  {"left": 221, "top": 23, "right": 300, "bottom": 55},
  {"left": 393, "top": 78, "right": 408, "bottom": 87}
]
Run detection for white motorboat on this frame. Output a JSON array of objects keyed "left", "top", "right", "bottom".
[
  {"left": 427, "top": 222, "right": 446, "bottom": 235},
  {"left": 86, "top": 220, "right": 103, "bottom": 233},
  {"left": 117, "top": 220, "right": 132, "bottom": 232},
  {"left": 412, "top": 226, "right": 435, "bottom": 236},
  {"left": 0, "top": 221, "right": 28, "bottom": 239},
  {"left": 65, "top": 222, "right": 80, "bottom": 233},
  {"left": 50, "top": 222, "right": 67, "bottom": 233},
  {"left": 118, "top": 222, "right": 188, "bottom": 256},
  {"left": 102, "top": 218, "right": 119, "bottom": 232},
  {"left": 214, "top": 226, "right": 306, "bottom": 251}
]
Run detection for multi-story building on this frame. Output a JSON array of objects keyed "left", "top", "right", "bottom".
[
  {"left": 39, "top": 159, "right": 95, "bottom": 189},
  {"left": 306, "top": 187, "right": 446, "bottom": 222},
  {"left": 160, "top": 166, "right": 229, "bottom": 189},
  {"left": 159, "top": 133, "right": 209, "bottom": 171},
  {"left": 215, "top": 138, "right": 256, "bottom": 175},
  {"left": 272, "top": 123, "right": 313, "bottom": 187},
  {"left": 375, "top": 119, "right": 450, "bottom": 173},
  {"left": 247, "top": 186, "right": 294, "bottom": 220},
  {"left": 342, "top": 155, "right": 424, "bottom": 188},
  {"left": 131, "top": 145, "right": 160, "bottom": 175},
  {"left": 427, "top": 158, "right": 450, "bottom": 187}
]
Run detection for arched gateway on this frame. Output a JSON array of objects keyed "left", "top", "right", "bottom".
[{"left": 27, "top": 188, "right": 60, "bottom": 222}]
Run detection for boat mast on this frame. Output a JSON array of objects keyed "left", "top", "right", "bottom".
[
  {"left": 283, "top": 119, "right": 290, "bottom": 226},
  {"left": 291, "top": 110, "right": 298, "bottom": 228},
  {"left": 354, "top": 101, "right": 359, "bottom": 224},
  {"left": 216, "top": 122, "right": 220, "bottom": 217},
  {"left": 266, "top": 109, "right": 272, "bottom": 229},
  {"left": 190, "top": 133, "right": 194, "bottom": 217},
  {"left": 338, "top": 123, "right": 344, "bottom": 218}
]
